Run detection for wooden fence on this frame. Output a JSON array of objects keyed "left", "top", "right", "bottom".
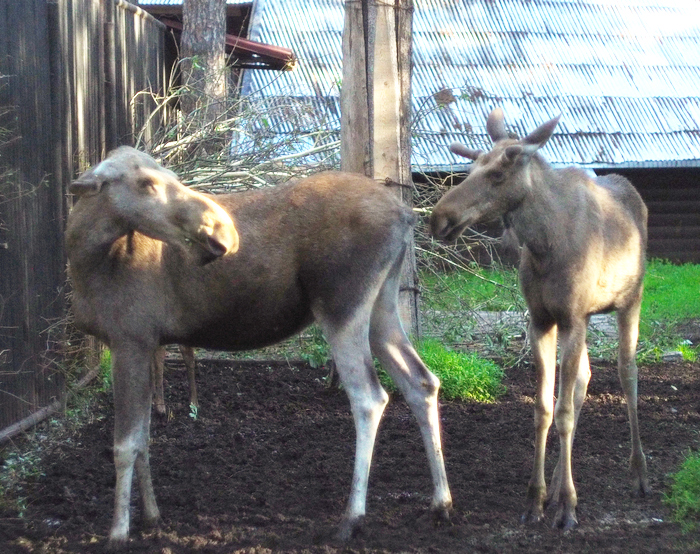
[{"left": 0, "top": 0, "right": 165, "bottom": 434}]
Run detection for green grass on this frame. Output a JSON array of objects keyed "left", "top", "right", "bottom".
[
  {"left": 417, "top": 338, "right": 505, "bottom": 402},
  {"left": 375, "top": 338, "right": 505, "bottom": 402},
  {"left": 420, "top": 260, "right": 700, "bottom": 362},
  {"left": 420, "top": 264, "right": 521, "bottom": 312},
  {"left": 664, "top": 451, "right": 700, "bottom": 533},
  {"left": 422, "top": 260, "right": 700, "bottom": 324},
  {"left": 642, "top": 260, "right": 700, "bottom": 322}
]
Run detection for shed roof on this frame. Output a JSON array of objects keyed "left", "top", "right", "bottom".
[{"left": 240, "top": 0, "right": 700, "bottom": 170}]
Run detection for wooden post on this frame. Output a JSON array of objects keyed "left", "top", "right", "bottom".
[
  {"left": 395, "top": 0, "right": 420, "bottom": 337},
  {"left": 340, "top": 0, "right": 370, "bottom": 175},
  {"left": 341, "top": 0, "right": 419, "bottom": 337}
]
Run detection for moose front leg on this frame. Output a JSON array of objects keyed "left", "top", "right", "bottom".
[
  {"left": 550, "top": 323, "right": 589, "bottom": 531},
  {"left": 522, "top": 320, "right": 557, "bottom": 524},
  {"left": 108, "top": 344, "right": 159, "bottom": 549},
  {"left": 547, "top": 346, "right": 592, "bottom": 509}
]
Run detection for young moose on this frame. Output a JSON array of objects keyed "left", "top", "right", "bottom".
[
  {"left": 430, "top": 109, "right": 649, "bottom": 530},
  {"left": 66, "top": 147, "right": 452, "bottom": 549}
]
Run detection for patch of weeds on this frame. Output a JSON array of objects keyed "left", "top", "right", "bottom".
[
  {"left": 0, "top": 349, "right": 113, "bottom": 519},
  {"left": 299, "top": 325, "right": 330, "bottom": 369},
  {"left": 637, "top": 318, "right": 687, "bottom": 364},
  {"left": 588, "top": 338, "right": 614, "bottom": 361},
  {"left": 417, "top": 338, "right": 505, "bottom": 401},
  {"left": 376, "top": 338, "right": 506, "bottom": 402},
  {"left": 664, "top": 450, "right": 700, "bottom": 533},
  {"left": 98, "top": 348, "right": 112, "bottom": 391},
  {"left": 0, "top": 449, "right": 44, "bottom": 517},
  {"left": 677, "top": 341, "right": 698, "bottom": 362}
]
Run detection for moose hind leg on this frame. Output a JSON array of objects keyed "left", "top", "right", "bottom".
[
  {"left": 179, "top": 345, "right": 198, "bottom": 409},
  {"left": 369, "top": 296, "right": 452, "bottom": 521},
  {"left": 617, "top": 300, "right": 650, "bottom": 496},
  {"left": 317, "top": 310, "right": 389, "bottom": 541}
]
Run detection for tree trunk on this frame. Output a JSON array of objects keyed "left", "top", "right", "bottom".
[
  {"left": 340, "top": 0, "right": 419, "bottom": 337},
  {"left": 181, "top": 0, "right": 227, "bottom": 121}
]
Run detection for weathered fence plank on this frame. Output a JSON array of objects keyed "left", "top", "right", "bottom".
[{"left": 0, "top": 0, "right": 165, "bottom": 433}]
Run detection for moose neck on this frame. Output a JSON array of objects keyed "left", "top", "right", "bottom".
[
  {"left": 505, "top": 162, "right": 566, "bottom": 263},
  {"left": 65, "top": 198, "right": 138, "bottom": 277}
]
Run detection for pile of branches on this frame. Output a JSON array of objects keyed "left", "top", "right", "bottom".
[{"left": 134, "top": 68, "right": 340, "bottom": 193}]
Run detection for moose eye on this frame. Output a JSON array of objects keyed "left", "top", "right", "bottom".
[{"left": 138, "top": 177, "right": 155, "bottom": 191}]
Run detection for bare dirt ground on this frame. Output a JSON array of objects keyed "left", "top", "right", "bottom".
[{"left": 1, "top": 356, "right": 699, "bottom": 553}]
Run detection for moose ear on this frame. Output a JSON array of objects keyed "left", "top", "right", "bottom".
[
  {"left": 524, "top": 115, "right": 561, "bottom": 149},
  {"left": 486, "top": 107, "right": 509, "bottom": 142},
  {"left": 449, "top": 142, "right": 482, "bottom": 160},
  {"left": 69, "top": 174, "right": 104, "bottom": 197}
]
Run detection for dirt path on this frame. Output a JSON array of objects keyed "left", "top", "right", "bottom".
[{"left": 1, "top": 357, "right": 699, "bottom": 553}]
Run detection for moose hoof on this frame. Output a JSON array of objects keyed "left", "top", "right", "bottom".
[
  {"left": 142, "top": 514, "right": 161, "bottom": 531},
  {"left": 335, "top": 514, "right": 364, "bottom": 542},
  {"left": 552, "top": 506, "right": 578, "bottom": 532},
  {"left": 521, "top": 498, "right": 545, "bottom": 525},
  {"left": 432, "top": 505, "right": 452, "bottom": 525},
  {"left": 520, "top": 510, "right": 544, "bottom": 525},
  {"left": 632, "top": 477, "right": 652, "bottom": 498}
]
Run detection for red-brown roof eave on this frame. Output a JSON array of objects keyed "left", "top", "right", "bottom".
[{"left": 161, "top": 17, "right": 296, "bottom": 71}]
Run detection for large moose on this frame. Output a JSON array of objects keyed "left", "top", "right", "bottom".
[{"left": 66, "top": 147, "right": 452, "bottom": 548}]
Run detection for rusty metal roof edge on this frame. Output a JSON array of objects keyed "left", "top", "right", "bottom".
[{"left": 160, "top": 17, "right": 295, "bottom": 68}]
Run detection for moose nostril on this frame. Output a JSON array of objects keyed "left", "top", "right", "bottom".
[
  {"left": 205, "top": 235, "right": 227, "bottom": 258},
  {"left": 429, "top": 213, "right": 451, "bottom": 239}
]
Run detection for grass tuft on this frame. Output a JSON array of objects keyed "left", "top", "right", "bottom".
[
  {"left": 414, "top": 338, "right": 505, "bottom": 402},
  {"left": 664, "top": 450, "right": 700, "bottom": 533}
]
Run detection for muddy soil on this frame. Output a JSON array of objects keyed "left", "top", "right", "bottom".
[{"left": 1, "top": 357, "right": 699, "bottom": 553}]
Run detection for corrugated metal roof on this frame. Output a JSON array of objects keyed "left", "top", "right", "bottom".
[{"left": 240, "top": 0, "right": 700, "bottom": 169}]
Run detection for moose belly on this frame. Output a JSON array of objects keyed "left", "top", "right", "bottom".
[{"left": 176, "top": 304, "right": 314, "bottom": 351}]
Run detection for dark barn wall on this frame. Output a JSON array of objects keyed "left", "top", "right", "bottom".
[
  {"left": 599, "top": 168, "right": 700, "bottom": 264},
  {"left": 416, "top": 166, "right": 700, "bottom": 268},
  {"left": 0, "top": 0, "right": 165, "bottom": 432}
]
